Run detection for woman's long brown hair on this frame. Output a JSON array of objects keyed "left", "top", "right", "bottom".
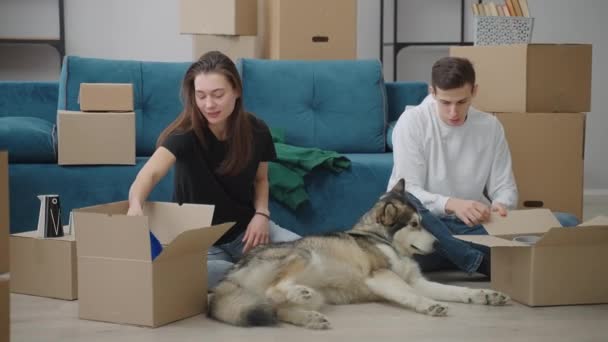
[{"left": 157, "top": 51, "right": 253, "bottom": 176}]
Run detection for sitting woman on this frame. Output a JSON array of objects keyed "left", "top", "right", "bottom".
[{"left": 126, "top": 51, "right": 300, "bottom": 289}]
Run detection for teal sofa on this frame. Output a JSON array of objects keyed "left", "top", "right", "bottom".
[{"left": 0, "top": 56, "right": 428, "bottom": 236}]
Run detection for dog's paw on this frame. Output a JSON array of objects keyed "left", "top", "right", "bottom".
[
  {"left": 287, "top": 285, "right": 316, "bottom": 304},
  {"left": 303, "top": 311, "right": 331, "bottom": 330},
  {"left": 415, "top": 300, "right": 448, "bottom": 317},
  {"left": 468, "top": 289, "right": 510, "bottom": 306}
]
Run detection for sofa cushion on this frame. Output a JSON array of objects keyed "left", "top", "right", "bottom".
[
  {"left": 385, "top": 82, "right": 428, "bottom": 122},
  {"left": 0, "top": 117, "right": 55, "bottom": 163},
  {"left": 269, "top": 152, "right": 395, "bottom": 236},
  {"left": 8, "top": 157, "right": 175, "bottom": 233},
  {"left": 140, "top": 62, "right": 190, "bottom": 156},
  {"left": 239, "top": 59, "right": 387, "bottom": 153}
]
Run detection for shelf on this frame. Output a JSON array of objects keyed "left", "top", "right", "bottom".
[
  {"left": 383, "top": 42, "right": 474, "bottom": 48},
  {"left": 0, "top": 0, "right": 65, "bottom": 65},
  {"left": 380, "top": 0, "right": 481, "bottom": 81}
]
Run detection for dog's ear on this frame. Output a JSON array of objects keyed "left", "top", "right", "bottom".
[
  {"left": 390, "top": 179, "right": 406, "bottom": 195},
  {"left": 377, "top": 203, "right": 397, "bottom": 226}
]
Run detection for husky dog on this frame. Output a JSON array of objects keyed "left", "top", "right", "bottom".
[{"left": 209, "top": 179, "right": 509, "bottom": 329}]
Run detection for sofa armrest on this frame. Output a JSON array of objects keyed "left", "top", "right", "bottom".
[
  {"left": 0, "top": 81, "right": 59, "bottom": 123},
  {"left": 385, "top": 81, "right": 428, "bottom": 123}
]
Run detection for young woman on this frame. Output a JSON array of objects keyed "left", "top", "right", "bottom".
[{"left": 127, "top": 51, "right": 300, "bottom": 289}]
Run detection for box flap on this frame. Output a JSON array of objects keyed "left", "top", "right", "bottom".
[
  {"left": 12, "top": 229, "right": 75, "bottom": 242},
  {"left": 535, "top": 225, "right": 608, "bottom": 246},
  {"left": 73, "top": 200, "right": 129, "bottom": 214},
  {"left": 154, "top": 222, "right": 234, "bottom": 263},
  {"left": 144, "top": 202, "right": 214, "bottom": 244},
  {"left": 482, "top": 209, "right": 561, "bottom": 236},
  {"left": 454, "top": 235, "right": 529, "bottom": 247},
  {"left": 73, "top": 211, "right": 151, "bottom": 261},
  {"left": 579, "top": 215, "right": 608, "bottom": 226}
]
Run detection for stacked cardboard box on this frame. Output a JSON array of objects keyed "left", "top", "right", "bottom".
[
  {"left": 450, "top": 44, "right": 592, "bottom": 220},
  {"left": 181, "top": 0, "right": 262, "bottom": 61},
  {"left": 449, "top": 44, "right": 607, "bottom": 306},
  {"left": 180, "top": 0, "right": 357, "bottom": 61},
  {"left": 57, "top": 83, "right": 135, "bottom": 165},
  {"left": 0, "top": 151, "right": 9, "bottom": 341}
]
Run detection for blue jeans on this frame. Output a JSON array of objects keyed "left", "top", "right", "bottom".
[
  {"left": 406, "top": 193, "right": 580, "bottom": 275},
  {"left": 207, "top": 221, "right": 301, "bottom": 289}
]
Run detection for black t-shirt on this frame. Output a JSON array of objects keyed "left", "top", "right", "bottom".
[{"left": 162, "top": 115, "right": 276, "bottom": 245}]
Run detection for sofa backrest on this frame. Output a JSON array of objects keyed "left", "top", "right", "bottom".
[
  {"left": 59, "top": 56, "right": 392, "bottom": 156},
  {"left": 238, "top": 59, "right": 387, "bottom": 153},
  {"left": 0, "top": 81, "right": 59, "bottom": 121},
  {"left": 58, "top": 56, "right": 190, "bottom": 157}
]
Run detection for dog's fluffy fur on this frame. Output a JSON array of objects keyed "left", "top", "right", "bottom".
[{"left": 209, "top": 179, "right": 509, "bottom": 329}]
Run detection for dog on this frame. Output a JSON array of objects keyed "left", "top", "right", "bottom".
[{"left": 208, "top": 179, "right": 509, "bottom": 329}]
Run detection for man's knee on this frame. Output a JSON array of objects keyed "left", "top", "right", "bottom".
[{"left": 553, "top": 212, "right": 580, "bottom": 227}]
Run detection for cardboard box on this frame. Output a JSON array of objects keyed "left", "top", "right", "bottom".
[
  {"left": 450, "top": 44, "right": 592, "bottom": 113},
  {"left": 79, "top": 83, "right": 134, "bottom": 112},
  {"left": 57, "top": 110, "right": 136, "bottom": 165},
  {"left": 0, "top": 274, "right": 8, "bottom": 342},
  {"left": 496, "top": 112, "right": 585, "bottom": 219},
  {"left": 456, "top": 209, "right": 608, "bottom": 306},
  {"left": 192, "top": 34, "right": 261, "bottom": 61},
  {"left": 73, "top": 201, "right": 232, "bottom": 327},
  {"left": 0, "top": 152, "right": 8, "bottom": 274},
  {"left": 262, "top": 0, "right": 357, "bottom": 60},
  {"left": 180, "top": 0, "right": 257, "bottom": 35},
  {"left": 10, "top": 230, "right": 77, "bottom": 300}
]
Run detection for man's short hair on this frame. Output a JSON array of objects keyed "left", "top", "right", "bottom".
[{"left": 431, "top": 57, "right": 476, "bottom": 90}]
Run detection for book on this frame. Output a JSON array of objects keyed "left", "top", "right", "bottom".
[
  {"left": 472, "top": 3, "right": 480, "bottom": 16},
  {"left": 512, "top": 0, "right": 523, "bottom": 16},
  {"left": 519, "top": 0, "right": 531, "bottom": 17},
  {"left": 497, "top": 4, "right": 505, "bottom": 16}
]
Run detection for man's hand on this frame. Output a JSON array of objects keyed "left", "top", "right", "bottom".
[
  {"left": 242, "top": 214, "right": 270, "bottom": 254},
  {"left": 491, "top": 202, "right": 508, "bottom": 217},
  {"left": 445, "top": 198, "right": 491, "bottom": 226}
]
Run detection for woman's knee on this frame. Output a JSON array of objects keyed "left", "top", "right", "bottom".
[
  {"left": 269, "top": 220, "right": 301, "bottom": 242},
  {"left": 207, "top": 260, "right": 234, "bottom": 290}
]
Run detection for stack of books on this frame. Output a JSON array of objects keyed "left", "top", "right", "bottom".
[{"left": 472, "top": 0, "right": 530, "bottom": 17}]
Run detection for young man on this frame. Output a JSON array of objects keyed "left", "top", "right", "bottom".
[{"left": 388, "top": 56, "right": 578, "bottom": 275}]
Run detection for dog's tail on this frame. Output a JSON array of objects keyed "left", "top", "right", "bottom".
[{"left": 208, "top": 279, "right": 277, "bottom": 327}]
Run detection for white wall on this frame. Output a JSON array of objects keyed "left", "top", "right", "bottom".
[{"left": 1, "top": 0, "right": 607, "bottom": 192}]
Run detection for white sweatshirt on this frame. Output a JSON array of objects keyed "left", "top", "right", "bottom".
[{"left": 387, "top": 95, "right": 518, "bottom": 216}]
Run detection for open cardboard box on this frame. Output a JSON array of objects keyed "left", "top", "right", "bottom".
[
  {"left": 456, "top": 209, "right": 608, "bottom": 306},
  {"left": 72, "top": 201, "right": 233, "bottom": 327}
]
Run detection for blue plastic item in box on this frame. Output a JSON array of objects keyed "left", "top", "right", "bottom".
[{"left": 149, "top": 231, "right": 163, "bottom": 261}]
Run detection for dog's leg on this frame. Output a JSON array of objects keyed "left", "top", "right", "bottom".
[
  {"left": 266, "top": 280, "right": 324, "bottom": 309},
  {"left": 410, "top": 276, "right": 510, "bottom": 305},
  {"left": 265, "top": 255, "right": 324, "bottom": 310},
  {"left": 276, "top": 308, "right": 331, "bottom": 330},
  {"left": 365, "top": 269, "right": 448, "bottom": 316}
]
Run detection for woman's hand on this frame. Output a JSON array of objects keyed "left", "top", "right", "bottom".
[
  {"left": 127, "top": 203, "right": 144, "bottom": 216},
  {"left": 242, "top": 213, "right": 270, "bottom": 253}
]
